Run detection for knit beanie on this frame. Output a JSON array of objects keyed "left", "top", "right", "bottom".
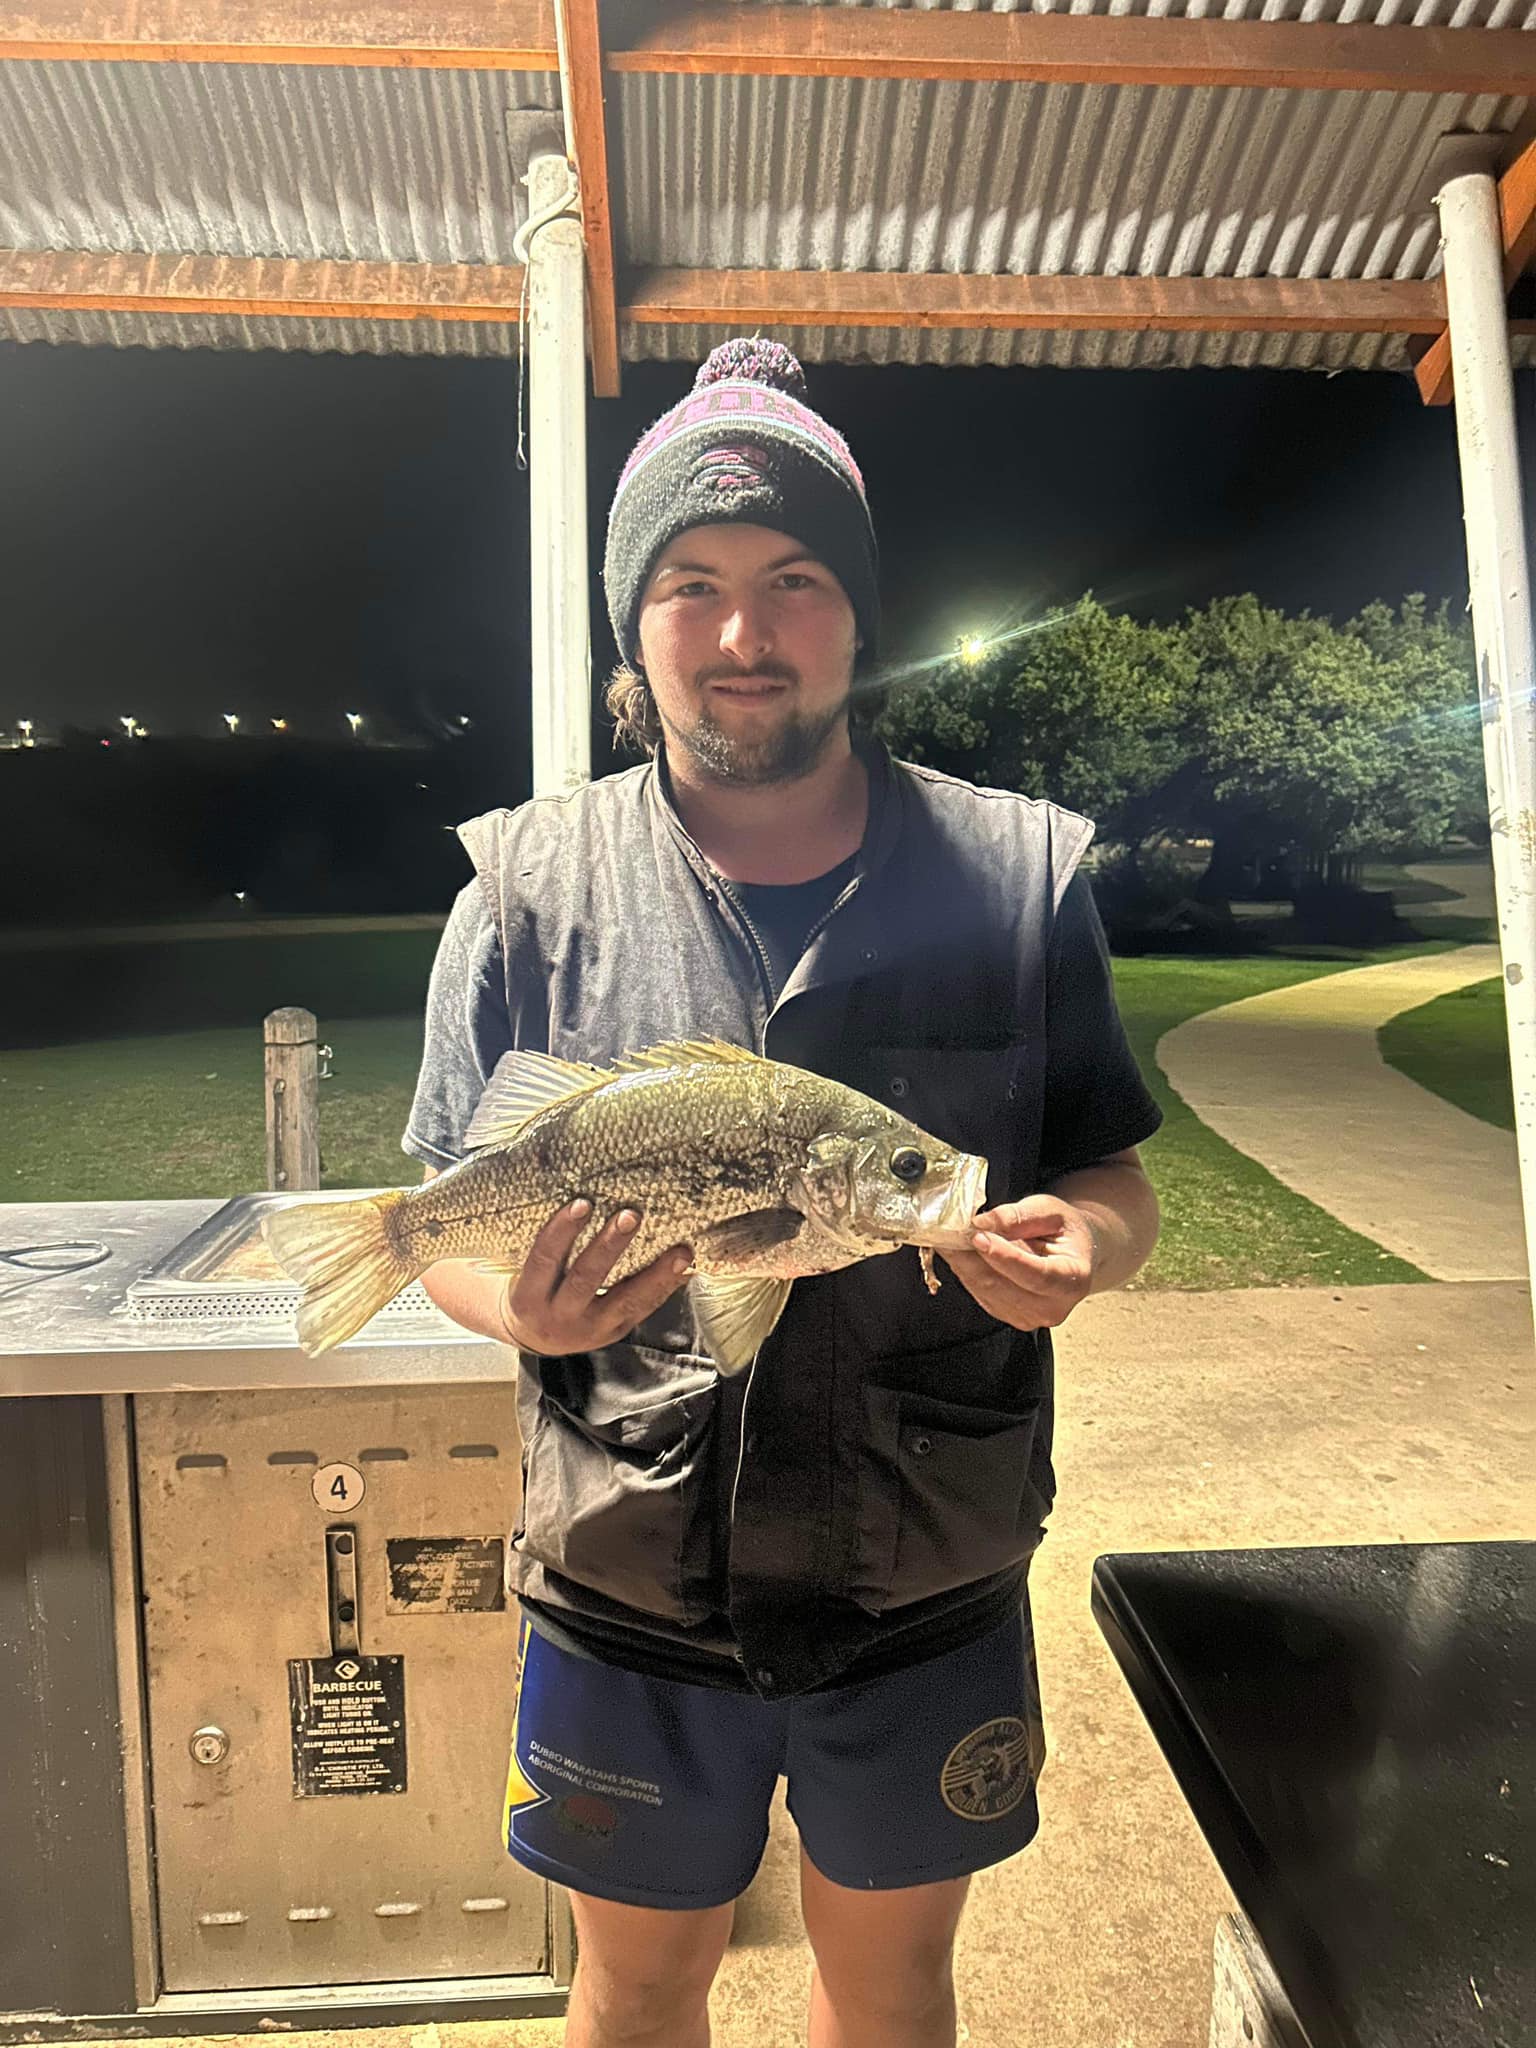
[{"left": 603, "top": 338, "right": 879, "bottom": 669}]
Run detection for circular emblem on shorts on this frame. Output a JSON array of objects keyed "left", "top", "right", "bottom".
[
  {"left": 940, "top": 1716, "right": 1034, "bottom": 1821},
  {"left": 557, "top": 1792, "right": 620, "bottom": 1843}
]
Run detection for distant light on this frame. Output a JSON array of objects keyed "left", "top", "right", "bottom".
[
  {"left": 120, "top": 715, "right": 139, "bottom": 737},
  {"left": 345, "top": 712, "right": 363, "bottom": 735},
  {"left": 18, "top": 720, "right": 33, "bottom": 737},
  {"left": 100, "top": 738, "right": 111, "bottom": 748},
  {"left": 233, "top": 890, "right": 247, "bottom": 903},
  {"left": 271, "top": 717, "right": 289, "bottom": 733},
  {"left": 223, "top": 713, "right": 240, "bottom": 735},
  {"left": 958, "top": 634, "right": 990, "bottom": 666},
  {"left": 458, "top": 715, "right": 472, "bottom": 728}
]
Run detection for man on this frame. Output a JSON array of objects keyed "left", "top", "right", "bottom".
[{"left": 405, "top": 338, "right": 1162, "bottom": 2048}]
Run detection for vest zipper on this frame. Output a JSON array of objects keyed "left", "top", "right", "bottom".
[{"left": 711, "top": 876, "right": 780, "bottom": 1013}]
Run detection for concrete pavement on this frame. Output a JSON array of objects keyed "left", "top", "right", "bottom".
[{"left": 1158, "top": 943, "right": 1522, "bottom": 1283}]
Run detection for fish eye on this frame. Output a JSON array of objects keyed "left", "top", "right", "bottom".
[{"left": 890, "top": 1146, "right": 927, "bottom": 1184}]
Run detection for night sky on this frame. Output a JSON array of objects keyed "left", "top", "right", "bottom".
[{"left": 1, "top": 337, "right": 1530, "bottom": 742}]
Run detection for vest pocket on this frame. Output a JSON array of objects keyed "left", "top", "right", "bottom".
[
  {"left": 849, "top": 1381, "right": 1048, "bottom": 1617},
  {"left": 517, "top": 1362, "right": 718, "bottom": 1625}
]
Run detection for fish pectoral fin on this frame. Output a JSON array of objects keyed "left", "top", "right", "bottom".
[
  {"left": 690, "top": 1275, "right": 793, "bottom": 1376},
  {"left": 463, "top": 1049, "right": 611, "bottom": 1151},
  {"left": 697, "top": 1208, "right": 805, "bottom": 1261},
  {"left": 469, "top": 1258, "right": 521, "bottom": 1276}
]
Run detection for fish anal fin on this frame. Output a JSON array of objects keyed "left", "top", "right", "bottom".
[{"left": 690, "top": 1275, "right": 793, "bottom": 1376}]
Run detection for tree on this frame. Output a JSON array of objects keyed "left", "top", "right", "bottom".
[
  {"left": 876, "top": 597, "right": 1192, "bottom": 841},
  {"left": 876, "top": 590, "right": 1483, "bottom": 901},
  {"left": 1340, "top": 597, "right": 1487, "bottom": 858}
]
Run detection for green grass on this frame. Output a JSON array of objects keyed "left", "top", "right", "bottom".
[
  {"left": 1113, "top": 953, "right": 1429, "bottom": 1292},
  {"left": 1379, "top": 977, "right": 1514, "bottom": 1133},
  {"left": 0, "top": 1017, "right": 426, "bottom": 1203}
]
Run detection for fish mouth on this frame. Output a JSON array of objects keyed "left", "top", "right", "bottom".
[{"left": 913, "top": 1152, "right": 989, "bottom": 1251}]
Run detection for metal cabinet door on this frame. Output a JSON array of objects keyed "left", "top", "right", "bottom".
[{"left": 135, "top": 1385, "right": 546, "bottom": 1993}]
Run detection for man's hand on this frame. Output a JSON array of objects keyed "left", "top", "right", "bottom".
[
  {"left": 944, "top": 1196, "right": 1098, "bottom": 1333},
  {"left": 500, "top": 1200, "right": 693, "bottom": 1355}
]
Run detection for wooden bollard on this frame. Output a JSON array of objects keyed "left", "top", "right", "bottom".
[{"left": 264, "top": 1007, "right": 320, "bottom": 1192}]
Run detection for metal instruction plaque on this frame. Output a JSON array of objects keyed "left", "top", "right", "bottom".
[
  {"left": 289, "top": 1653, "right": 406, "bottom": 1797},
  {"left": 386, "top": 1536, "right": 506, "bottom": 1615}
]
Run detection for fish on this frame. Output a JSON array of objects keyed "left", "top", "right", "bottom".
[{"left": 260, "top": 1038, "right": 988, "bottom": 1369}]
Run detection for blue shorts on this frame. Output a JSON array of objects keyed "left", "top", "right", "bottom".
[{"left": 502, "top": 1596, "right": 1046, "bottom": 1909}]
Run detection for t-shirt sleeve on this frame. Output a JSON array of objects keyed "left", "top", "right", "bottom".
[
  {"left": 1035, "top": 870, "right": 1163, "bottom": 1185},
  {"left": 401, "top": 881, "right": 514, "bottom": 1170}
]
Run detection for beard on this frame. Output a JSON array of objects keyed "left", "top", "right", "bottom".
[{"left": 664, "top": 668, "right": 852, "bottom": 789}]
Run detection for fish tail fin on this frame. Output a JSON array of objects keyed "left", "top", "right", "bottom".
[{"left": 261, "top": 1191, "right": 414, "bottom": 1355}]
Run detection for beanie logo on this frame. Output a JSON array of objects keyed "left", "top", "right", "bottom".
[{"left": 691, "top": 442, "right": 772, "bottom": 499}]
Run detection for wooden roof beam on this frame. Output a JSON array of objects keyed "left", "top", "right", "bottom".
[
  {"left": 0, "top": 0, "right": 558, "bottom": 68},
  {"left": 4, "top": 1, "right": 1534, "bottom": 95},
  {"left": 606, "top": 7, "right": 1536, "bottom": 96},
  {"left": 0, "top": 248, "right": 1457, "bottom": 336},
  {"left": 1416, "top": 137, "right": 1536, "bottom": 407},
  {"left": 555, "top": 0, "right": 620, "bottom": 398}
]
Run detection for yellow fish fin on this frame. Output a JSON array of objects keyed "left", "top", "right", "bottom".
[
  {"left": 690, "top": 1274, "right": 793, "bottom": 1376},
  {"left": 466, "top": 1040, "right": 767, "bottom": 1152},
  {"left": 261, "top": 1193, "right": 414, "bottom": 1356},
  {"left": 610, "top": 1038, "right": 765, "bottom": 1075},
  {"left": 463, "top": 1050, "right": 612, "bottom": 1151}
]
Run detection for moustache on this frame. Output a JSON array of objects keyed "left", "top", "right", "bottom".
[{"left": 697, "top": 663, "right": 800, "bottom": 689}]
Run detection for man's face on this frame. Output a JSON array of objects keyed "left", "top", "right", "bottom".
[{"left": 635, "top": 522, "right": 859, "bottom": 787}]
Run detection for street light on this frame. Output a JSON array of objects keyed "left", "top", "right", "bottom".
[
  {"left": 120, "top": 715, "right": 138, "bottom": 738},
  {"left": 271, "top": 717, "right": 289, "bottom": 733},
  {"left": 345, "top": 712, "right": 363, "bottom": 736},
  {"left": 18, "top": 720, "right": 33, "bottom": 748},
  {"left": 223, "top": 713, "right": 240, "bottom": 735},
  {"left": 958, "top": 634, "right": 990, "bottom": 666}
]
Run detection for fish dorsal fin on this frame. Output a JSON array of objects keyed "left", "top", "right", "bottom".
[
  {"left": 690, "top": 1274, "right": 793, "bottom": 1376},
  {"left": 610, "top": 1037, "right": 764, "bottom": 1076},
  {"left": 463, "top": 1039, "right": 765, "bottom": 1152},
  {"left": 463, "top": 1049, "right": 612, "bottom": 1152}
]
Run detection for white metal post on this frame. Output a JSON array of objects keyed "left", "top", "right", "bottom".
[
  {"left": 1435, "top": 157, "right": 1536, "bottom": 1325},
  {"left": 525, "top": 147, "right": 592, "bottom": 799}
]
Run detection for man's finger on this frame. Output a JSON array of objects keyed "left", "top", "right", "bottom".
[
  {"left": 561, "top": 1208, "right": 644, "bottom": 1304},
  {"left": 943, "top": 1249, "right": 1052, "bottom": 1330},
  {"left": 973, "top": 1199, "right": 1068, "bottom": 1239},
  {"left": 517, "top": 1200, "right": 594, "bottom": 1301},
  {"left": 969, "top": 1232, "right": 1070, "bottom": 1283},
  {"left": 597, "top": 1246, "right": 694, "bottom": 1334}
]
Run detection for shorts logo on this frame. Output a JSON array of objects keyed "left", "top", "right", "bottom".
[
  {"left": 940, "top": 1716, "right": 1034, "bottom": 1822},
  {"left": 557, "top": 1792, "right": 620, "bottom": 1843},
  {"left": 692, "top": 442, "right": 771, "bottom": 498}
]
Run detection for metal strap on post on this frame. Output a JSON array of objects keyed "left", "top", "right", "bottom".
[{"left": 1434, "top": 141, "right": 1536, "bottom": 1331}]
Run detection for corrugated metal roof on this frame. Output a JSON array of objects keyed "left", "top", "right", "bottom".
[{"left": 0, "top": 0, "right": 1531, "bottom": 371}]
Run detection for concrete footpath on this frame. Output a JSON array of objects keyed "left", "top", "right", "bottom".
[
  {"left": 1158, "top": 944, "right": 1522, "bottom": 1283},
  {"left": 114, "top": 1280, "right": 1529, "bottom": 2048}
]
